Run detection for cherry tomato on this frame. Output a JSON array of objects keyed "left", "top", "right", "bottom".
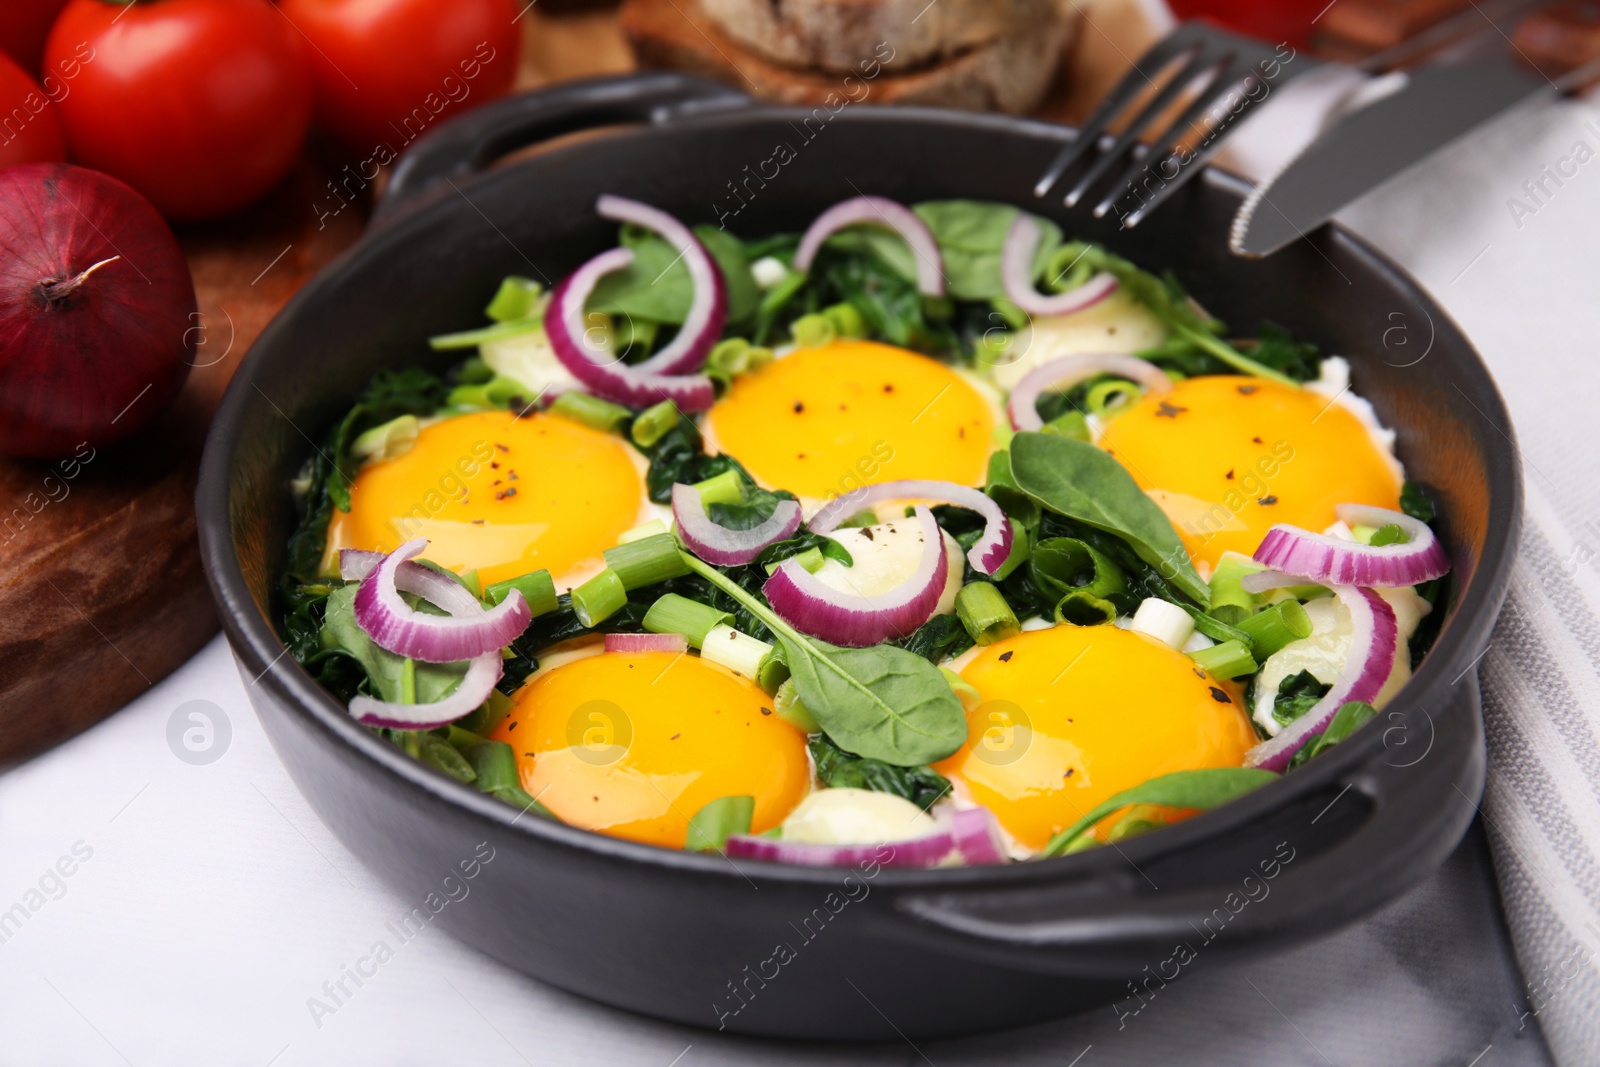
[
  {"left": 0, "top": 51, "right": 65, "bottom": 170},
  {"left": 278, "top": 0, "right": 523, "bottom": 154},
  {"left": 45, "top": 0, "right": 312, "bottom": 221},
  {"left": 0, "top": 0, "right": 71, "bottom": 76}
]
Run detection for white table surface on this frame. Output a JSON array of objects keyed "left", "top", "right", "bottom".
[{"left": 6, "top": 89, "right": 1598, "bottom": 1067}]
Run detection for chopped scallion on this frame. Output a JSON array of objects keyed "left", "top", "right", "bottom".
[
  {"left": 774, "top": 678, "right": 819, "bottom": 733},
  {"left": 549, "top": 391, "right": 630, "bottom": 432},
  {"left": 604, "top": 533, "right": 690, "bottom": 590},
  {"left": 484, "top": 276, "right": 544, "bottom": 323},
  {"left": 700, "top": 624, "right": 773, "bottom": 678},
  {"left": 572, "top": 569, "right": 627, "bottom": 627},
  {"left": 630, "top": 400, "right": 681, "bottom": 448},
  {"left": 1188, "top": 639, "right": 1257, "bottom": 680},
  {"left": 642, "top": 593, "right": 732, "bottom": 647},
  {"left": 956, "top": 582, "right": 1021, "bottom": 645},
  {"left": 485, "top": 569, "right": 557, "bottom": 616},
  {"left": 1235, "top": 600, "right": 1312, "bottom": 659},
  {"left": 694, "top": 468, "right": 746, "bottom": 507}
]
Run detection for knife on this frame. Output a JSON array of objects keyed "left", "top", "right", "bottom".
[{"left": 1229, "top": 61, "right": 1556, "bottom": 257}]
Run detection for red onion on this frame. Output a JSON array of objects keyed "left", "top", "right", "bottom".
[
  {"left": 604, "top": 632, "right": 688, "bottom": 653},
  {"left": 793, "top": 196, "right": 945, "bottom": 297},
  {"left": 349, "top": 651, "right": 504, "bottom": 732},
  {"left": 352, "top": 539, "right": 532, "bottom": 663},
  {"left": 1252, "top": 504, "right": 1450, "bottom": 588},
  {"left": 1246, "top": 586, "right": 1398, "bottom": 772},
  {"left": 671, "top": 482, "right": 802, "bottom": 566},
  {"left": 0, "top": 164, "right": 195, "bottom": 458},
  {"left": 724, "top": 806, "right": 1007, "bottom": 867},
  {"left": 762, "top": 505, "right": 947, "bottom": 647},
  {"left": 594, "top": 195, "right": 727, "bottom": 375},
  {"left": 1001, "top": 214, "right": 1118, "bottom": 317},
  {"left": 544, "top": 246, "right": 715, "bottom": 412},
  {"left": 1006, "top": 353, "right": 1172, "bottom": 432},
  {"left": 807, "top": 479, "right": 1014, "bottom": 575},
  {"left": 1239, "top": 568, "right": 1312, "bottom": 595}
]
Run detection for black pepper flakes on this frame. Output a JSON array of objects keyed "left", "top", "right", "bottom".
[
  {"left": 1210, "top": 687, "right": 1231, "bottom": 704},
  {"left": 495, "top": 487, "right": 517, "bottom": 500},
  {"left": 760, "top": 707, "right": 772, "bottom": 716},
  {"left": 494, "top": 443, "right": 509, "bottom": 453},
  {"left": 1238, "top": 384, "right": 1259, "bottom": 395},
  {"left": 1156, "top": 401, "right": 1188, "bottom": 418},
  {"left": 793, "top": 401, "right": 805, "bottom": 413},
  {"left": 1258, "top": 495, "right": 1278, "bottom": 506},
  {"left": 1252, "top": 436, "right": 1263, "bottom": 444},
  {"left": 998, "top": 651, "right": 1014, "bottom": 662},
  {"left": 1064, "top": 768, "right": 1076, "bottom": 778},
  {"left": 883, "top": 384, "right": 894, "bottom": 393},
  {"left": 670, "top": 733, "right": 681, "bottom": 740},
  {"left": 1225, "top": 468, "right": 1235, "bottom": 480}
]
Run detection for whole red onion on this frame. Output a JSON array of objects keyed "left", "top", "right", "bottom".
[{"left": 0, "top": 163, "right": 195, "bottom": 458}]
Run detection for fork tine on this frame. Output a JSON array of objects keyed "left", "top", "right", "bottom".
[
  {"left": 1031, "top": 32, "right": 1204, "bottom": 199},
  {"left": 1060, "top": 47, "right": 1222, "bottom": 209},
  {"left": 1091, "top": 60, "right": 1260, "bottom": 223}
]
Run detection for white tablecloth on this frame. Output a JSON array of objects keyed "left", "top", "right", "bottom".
[{"left": 5, "top": 90, "right": 1599, "bottom": 1067}]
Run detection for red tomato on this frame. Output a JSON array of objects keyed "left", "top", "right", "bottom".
[
  {"left": 0, "top": 51, "right": 65, "bottom": 170},
  {"left": 0, "top": 0, "right": 71, "bottom": 76},
  {"left": 278, "top": 0, "right": 523, "bottom": 154},
  {"left": 45, "top": 0, "right": 312, "bottom": 221}
]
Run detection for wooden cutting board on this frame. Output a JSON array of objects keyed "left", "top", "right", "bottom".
[{"left": 0, "top": 2, "right": 1153, "bottom": 768}]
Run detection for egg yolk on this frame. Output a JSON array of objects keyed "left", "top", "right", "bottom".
[
  {"left": 1096, "top": 376, "right": 1401, "bottom": 571},
  {"left": 706, "top": 340, "right": 994, "bottom": 498},
  {"left": 493, "top": 651, "right": 811, "bottom": 848},
  {"left": 934, "top": 625, "right": 1256, "bottom": 851},
  {"left": 326, "top": 410, "right": 644, "bottom": 587}
]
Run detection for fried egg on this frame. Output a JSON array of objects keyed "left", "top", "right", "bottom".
[
  {"left": 934, "top": 624, "right": 1257, "bottom": 851},
  {"left": 1095, "top": 375, "right": 1402, "bottom": 573},
  {"left": 492, "top": 650, "right": 811, "bottom": 848},
  {"left": 325, "top": 409, "right": 654, "bottom": 589},
  {"left": 704, "top": 340, "right": 998, "bottom": 500}
]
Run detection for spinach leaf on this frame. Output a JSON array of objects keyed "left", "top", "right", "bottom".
[
  {"left": 681, "top": 554, "right": 967, "bottom": 766},
  {"left": 589, "top": 223, "right": 759, "bottom": 328},
  {"left": 1289, "top": 700, "right": 1376, "bottom": 768},
  {"left": 283, "top": 367, "right": 448, "bottom": 585},
  {"left": 911, "top": 200, "right": 1063, "bottom": 301},
  {"left": 685, "top": 795, "right": 755, "bottom": 852},
  {"left": 708, "top": 480, "right": 796, "bottom": 532},
  {"left": 781, "top": 638, "right": 967, "bottom": 766},
  {"left": 810, "top": 735, "right": 952, "bottom": 812},
  {"left": 1400, "top": 480, "right": 1435, "bottom": 523},
  {"left": 1040, "top": 767, "right": 1278, "bottom": 856},
  {"left": 893, "top": 612, "right": 974, "bottom": 664},
  {"left": 756, "top": 529, "right": 854, "bottom": 570},
  {"left": 1008, "top": 432, "right": 1210, "bottom": 604},
  {"left": 1271, "top": 669, "right": 1331, "bottom": 727},
  {"left": 640, "top": 414, "right": 748, "bottom": 503},
  {"left": 1245, "top": 323, "right": 1321, "bottom": 382},
  {"left": 320, "top": 586, "right": 470, "bottom": 703}
]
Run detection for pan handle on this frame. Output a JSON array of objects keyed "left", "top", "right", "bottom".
[
  {"left": 375, "top": 73, "right": 753, "bottom": 224},
  {"left": 887, "top": 685, "right": 1485, "bottom": 975}
]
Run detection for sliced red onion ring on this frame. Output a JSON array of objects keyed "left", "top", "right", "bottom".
[
  {"left": 947, "top": 806, "right": 1008, "bottom": 865},
  {"left": 545, "top": 246, "right": 715, "bottom": 412},
  {"left": 1245, "top": 586, "right": 1398, "bottom": 772},
  {"left": 763, "top": 505, "right": 947, "bottom": 647},
  {"left": 349, "top": 651, "right": 503, "bottom": 732},
  {"left": 1001, "top": 214, "right": 1119, "bottom": 317},
  {"left": 352, "top": 539, "right": 532, "bottom": 663},
  {"left": 671, "top": 482, "right": 802, "bottom": 566},
  {"left": 724, "top": 807, "right": 1006, "bottom": 867},
  {"left": 807, "top": 479, "right": 1014, "bottom": 575},
  {"left": 1252, "top": 503, "right": 1450, "bottom": 588},
  {"left": 605, "top": 632, "right": 688, "bottom": 653},
  {"left": 793, "top": 196, "right": 945, "bottom": 297},
  {"left": 595, "top": 195, "right": 727, "bottom": 376},
  {"left": 1006, "top": 353, "right": 1172, "bottom": 432}
]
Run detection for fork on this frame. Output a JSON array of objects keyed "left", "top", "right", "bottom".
[{"left": 1033, "top": 21, "right": 1316, "bottom": 228}]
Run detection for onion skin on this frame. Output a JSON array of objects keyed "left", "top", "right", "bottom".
[{"left": 0, "top": 164, "right": 194, "bottom": 458}]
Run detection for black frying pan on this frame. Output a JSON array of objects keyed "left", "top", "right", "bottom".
[{"left": 196, "top": 73, "right": 1521, "bottom": 1040}]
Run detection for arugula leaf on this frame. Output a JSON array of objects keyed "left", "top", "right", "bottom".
[
  {"left": 320, "top": 586, "right": 471, "bottom": 704},
  {"left": 1040, "top": 767, "right": 1278, "bottom": 856},
  {"left": 589, "top": 223, "right": 759, "bottom": 328},
  {"left": 911, "top": 200, "right": 1063, "bottom": 301},
  {"left": 680, "top": 553, "right": 967, "bottom": 766},
  {"left": 1008, "top": 432, "right": 1210, "bottom": 604},
  {"left": 685, "top": 795, "right": 755, "bottom": 852},
  {"left": 1271, "top": 669, "right": 1331, "bottom": 727},
  {"left": 810, "top": 735, "right": 952, "bottom": 812}
]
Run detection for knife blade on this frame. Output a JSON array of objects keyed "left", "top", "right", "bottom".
[{"left": 1229, "top": 62, "right": 1550, "bottom": 257}]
